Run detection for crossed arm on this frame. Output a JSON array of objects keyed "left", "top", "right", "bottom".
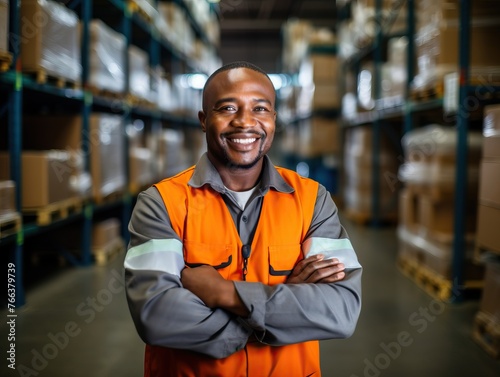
[{"left": 181, "top": 254, "right": 347, "bottom": 317}]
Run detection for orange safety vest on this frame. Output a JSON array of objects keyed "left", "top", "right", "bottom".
[{"left": 150, "top": 165, "right": 320, "bottom": 377}]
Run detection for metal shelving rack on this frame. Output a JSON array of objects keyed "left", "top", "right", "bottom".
[
  {"left": 338, "top": 0, "right": 499, "bottom": 299},
  {"left": 1, "top": 0, "right": 218, "bottom": 307}
]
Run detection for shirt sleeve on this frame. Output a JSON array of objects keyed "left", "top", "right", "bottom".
[
  {"left": 233, "top": 184, "right": 362, "bottom": 345},
  {"left": 124, "top": 187, "right": 252, "bottom": 358}
]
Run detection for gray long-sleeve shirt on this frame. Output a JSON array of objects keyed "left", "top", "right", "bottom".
[{"left": 125, "top": 154, "right": 362, "bottom": 358}]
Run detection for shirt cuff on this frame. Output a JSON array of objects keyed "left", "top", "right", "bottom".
[{"left": 233, "top": 281, "right": 269, "bottom": 331}]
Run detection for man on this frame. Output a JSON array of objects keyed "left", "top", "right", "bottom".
[{"left": 125, "top": 61, "right": 362, "bottom": 377}]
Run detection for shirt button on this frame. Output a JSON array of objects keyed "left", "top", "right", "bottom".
[{"left": 242, "top": 216, "right": 248, "bottom": 223}]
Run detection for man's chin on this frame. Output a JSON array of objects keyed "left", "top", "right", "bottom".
[{"left": 225, "top": 154, "right": 263, "bottom": 170}]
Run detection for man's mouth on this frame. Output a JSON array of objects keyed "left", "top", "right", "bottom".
[{"left": 231, "top": 138, "right": 257, "bottom": 144}]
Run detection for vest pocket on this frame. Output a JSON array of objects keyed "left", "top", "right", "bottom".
[
  {"left": 183, "top": 240, "right": 234, "bottom": 279},
  {"left": 268, "top": 244, "right": 302, "bottom": 285}
]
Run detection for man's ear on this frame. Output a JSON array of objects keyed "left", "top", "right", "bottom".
[{"left": 198, "top": 111, "right": 206, "bottom": 132}]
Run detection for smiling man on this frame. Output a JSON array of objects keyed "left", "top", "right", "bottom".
[{"left": 124, "top": 61, "right": 362, "bottom": 377}]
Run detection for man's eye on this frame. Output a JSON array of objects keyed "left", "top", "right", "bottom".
[
  {"left": 219, "top": 106, "right": 236, "bottom": 112},
  {"left": 254, "top": 106, "right": 269, "bottom": 112}
]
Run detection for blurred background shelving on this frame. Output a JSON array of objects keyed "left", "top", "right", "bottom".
[{"left": 1, "top": 0, "right": 500, "bottom": 366}]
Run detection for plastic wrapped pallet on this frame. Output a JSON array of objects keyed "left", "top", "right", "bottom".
[
  {"left": 89, "top": 20, "right": 126, "bottom": 94},
  {"left": 397, "top": 225, "right": 483, "bottom": 281},
  {"left": 157, "top": 2, "right": 195, "bottom": 57},
  {"left": 476, "top": 105, "right": 500, "bottom": 256},
  {"left": 398, "top": 125, "right": 483, "bottom": 194},
  {"left": 89, "top": 114, "right": 126, "bottom": 200},
  {"left": 128, "top": 45, "right": 150, "bottom": 101},
  {"left": 343, "top": 127, "right": 399, "bottom": 220},
  {"left": 413, "top": 0, "right": 500, "bottom": 91},
  {"left": 20, "top": 0, "right": 81, "bottom": 82}
]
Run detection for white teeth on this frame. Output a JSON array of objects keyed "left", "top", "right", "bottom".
[{"left": 231, "top": 138, "right": 256, "bottom": 144}]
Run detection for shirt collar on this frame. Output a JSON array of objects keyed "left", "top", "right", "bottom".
[{"left": 188, "top": 153, "right": 294, "bottom": 195}]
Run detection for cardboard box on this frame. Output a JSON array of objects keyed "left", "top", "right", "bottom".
[
  {"left": 20, "top": 0, "right": 81, "bottom": 81},
  {"left": 128, "top": 45, "right": 150, "bottom": 100},
  {"left": 0, "top": 151, "right": 77, "bottom": 208},
  {"left": 479, "top": 260, "right": 500, "bottom": 322},
  {"left": 312, "top": 84, "right": 340, "bottom": 111},
  {"left": 484, "top": 104, "right": 500, "bottom": 138},
  {"left": 0, "top": 0, "right": 8, "bottom": 52},
  {"left": 297, "top": 117, "right": 340, "bottom": 158},
  {"left": 89, "top": 115, "right": 126, "bottom": 199},
  {"left": 482, "top": 136, "right": 500, "bottom": 160},
  {"left": 129, "top": 147, "right": 153, "bottom": 191},
  {"left": 310, "top": 53, "right": 338, "bottom": 83},
  {"left": 397, "top": 225, "right": 483, "bottom": 280},
  {"left": 89, "top": 19, "right": 126, "bottom": 93},
  {"left": 479, "top": 161, "right": 500, "bottom": 206},
  {"left": 398, "top": 189, "right": 419, "bottom": 232},
  {"left": 92, "top": 218, "right": 121, "bottom": 249},
  {"left": 0, "top": 180, "right": 15, "bottom": 215},
  {"left": 418, "top": 195, "right": 477, "bottom": 243},
  {"left": 477, "top": 204, "right": 500, "bottom": 254}
]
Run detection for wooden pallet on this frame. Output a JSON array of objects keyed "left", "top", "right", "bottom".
[
  {"left": 23, "top": 197, "right": 84, "bottom": 226},
  {"left": 0, "top": 213, "right": 22, "bottom": 239},
  {"left": 24, "top": 69, "right": 80, "bottom": 89},
  {"left": 87, "top": 86, "right": 125, "bottom": 101},
  {"left": 410, "top": 83, "right": 444, "bottom": 101},
  {"left": 0, "top": 50, "right": 13, "bottom": 72},
  {"left": 93, "top": 237, "right": 125, "bottom": 266},
  {"left": 344, "top": 208, "right": 397, "bottom": 226},
  {"left": 93, "top": 191, "right": 124, "bottom": 205},
  {"left": 397, "top": 254, "right": 483, "bottom": 301},
  {"left": 474, "top": 244, "right": 500, "bottom": 264},
  {"left": 472, "top": 311, "right": 500, "bottom": 359},
  {"left": 127, "top": 94, "right": 157, "bottom": 109},
  {"left": 128, "top": 0, "right": 156, "bottom": 24}
]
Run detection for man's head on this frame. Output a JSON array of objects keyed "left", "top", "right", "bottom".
[{"left": 198, "top": 61, "right": 277, "bottom": 173}]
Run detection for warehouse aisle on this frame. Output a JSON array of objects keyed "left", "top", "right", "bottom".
[{"left": 2, "top": 218, "right": 500, "bottom": 377}]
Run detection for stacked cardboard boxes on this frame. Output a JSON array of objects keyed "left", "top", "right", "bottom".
[
  {"left": 0, "top": 180, "right": 21, "bottom": 238},
  {"left": 397, "top": 125, "right": 484, "bottom": 282},
  {"left": 2, "top": 113, "right": 129, "bottom": 208},
  {"left": 92, "top": 218, "right": 125, "bottom": 265},
  {"left": 89, "top": 20, "right": 126, "bottom": 94},
  {"left": 20, "top": 0, "right": 81, "bottom": 82},
  {"left": 476, "top": 105, "right": 500, "bottom": 258},
  {"left": 128, "top": 45, "right": 151, "bottom": 102},
  {"left": 413, "top": 0, "right": 500, "bottom": 92},
  {"left": 343, "top": 126, "right": 399, "bottom": 220},
  {"left": 472, "top": 259, "right": 500, "bottom": 358}
]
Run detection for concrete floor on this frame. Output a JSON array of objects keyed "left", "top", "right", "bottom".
[{"left": 2, "top": 218, "right": 500, "bottom": 377}]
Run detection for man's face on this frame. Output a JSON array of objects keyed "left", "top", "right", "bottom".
[{"left": 198, "top": 68, "right": 276, "bottom": 171}]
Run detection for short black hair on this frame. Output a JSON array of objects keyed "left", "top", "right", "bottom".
[
  {"left": 203, "top": 61, "right": 274, "bottom": 93},
  {"left": 202, "top": 61, "right": 275, "bottom": 111}
]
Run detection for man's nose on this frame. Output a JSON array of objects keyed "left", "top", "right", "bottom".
[{"left": 231, "top": 108, "right": 255, "bottom": 128}]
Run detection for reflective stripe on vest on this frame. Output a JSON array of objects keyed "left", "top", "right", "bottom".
[{"left": 148, "top": 166, "right": 320, "bottom": 377}]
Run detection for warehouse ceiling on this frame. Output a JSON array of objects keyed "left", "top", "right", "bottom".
[
  {"left": 218, "top": 0, "right": 337, "bottom": 31},
  {"left": 216, "top": 0, "right": 337, "bottom": 72}
]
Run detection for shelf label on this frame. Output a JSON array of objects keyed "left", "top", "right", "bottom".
[
  {"left": 15, "top": 72, "right": 22, "bottom": 91},
  {"left": 17, "top": 227, "right": 24, "bottom": 246},
  {"left": 84, "top": 91, "right": 93, "bottom": 106}
]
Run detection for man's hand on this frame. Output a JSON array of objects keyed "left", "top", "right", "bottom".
[
  {"left": 286, "top": 254, "right": 345, "bottom": 284},
  {"left": 181, "top": 265, "right": 249, "bottom": 317}
]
